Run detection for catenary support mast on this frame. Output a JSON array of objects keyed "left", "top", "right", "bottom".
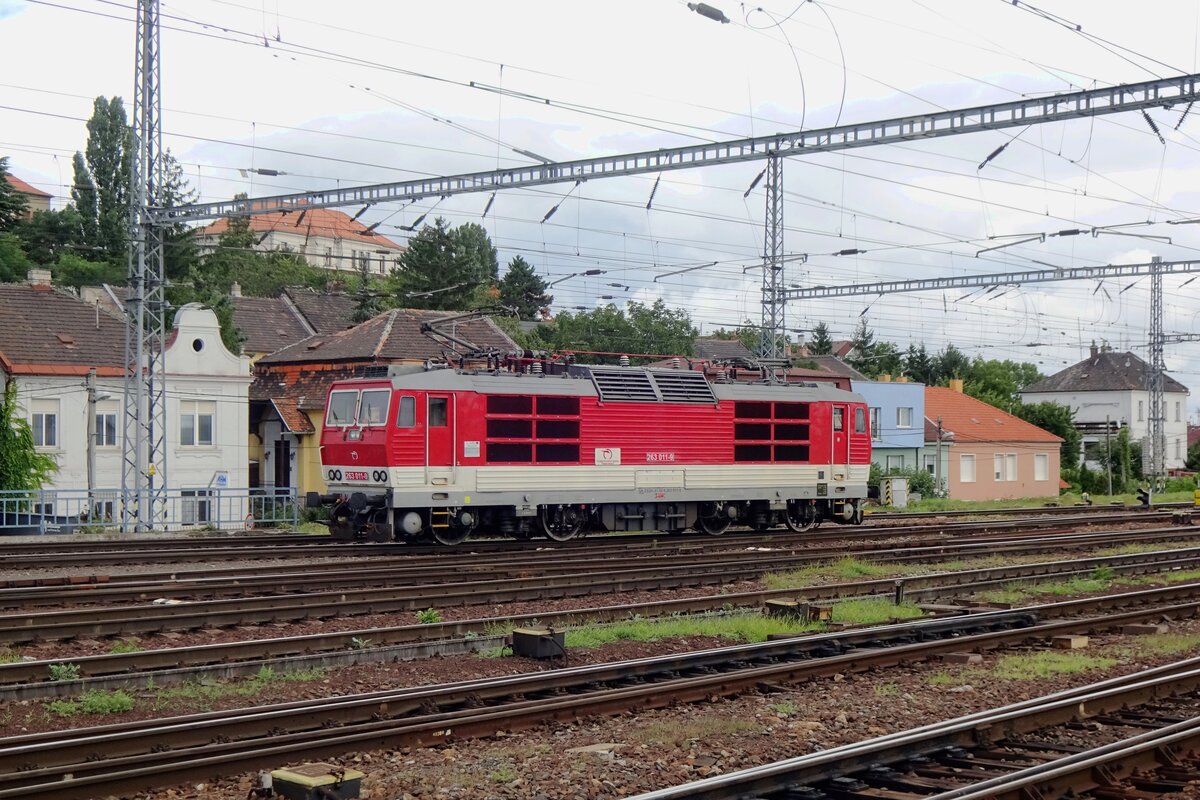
[
  {"left": 122, "top": 0, "right": 168, "bottom": 531},
  {"left": 759, "top": 152, "right": 786, "bottom": 364}
]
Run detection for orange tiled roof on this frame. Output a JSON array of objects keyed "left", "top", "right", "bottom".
[
  {"left": 925, "top": 386, "right": 1062, "bottom": 444},
  {"left": 4, "top": 174, "right": 51, "bottom": 198},
  {"left": 199, "top": 207, "right": 404, "bottom": 250}
]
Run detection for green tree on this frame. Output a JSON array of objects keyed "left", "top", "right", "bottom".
[
  {"left": 963, "top": 357, "right": 1042, "bottom": 411},
  {"left": 51, "top": 252, "right": 125, "bottom": 291},
  {"left": 711, "top": 320, "right": 761, "bottom": 356},
  {"left": 351, "top": 254, "right": 382, "bottom": 323},
  {"left": 73, "top": 97, "right": 132, "bottom": 262},
  {"left": 15, "top": 208, "right": 85, "bottom": 265},
  {"left": 807, "top": 321, "right": 833, "bottom": 355},
  {"left": 846, "top": 318, "right": 876, "bottom": 374},
  {"left": 389, "top": 217, "right": 480, "bottom": 310},
  {"left": 903, "top": 343, "right": 937, "bottom": 384},
  {"left": 1187, "top": 439, "right": 1200, "bottom": 471},
  {"left": 873, "top": 341, "right": 904, "bottom": 378},
  {"left": 0, "top": 157, "right": 29, "bottom": 232},
  {"left": 625, "top": 299, "right": 697, "bottom": 356},
  {"left": 934, "top": 344, "right": 971, "bottom": 382},
  {"left": 497, "top": 255, "right": 551, "bottom": 319},
  {"left": 0, "top": 380, "right": 57, "bottom": 491},
  {"left": 0, "top": 234, "right": 32, "bottom": 283},
  {"left": 531, "top": 300, "right": 696, "bottom": 361},
  {"left": 1015, "top": 400, "right": 1080, "bottom": 471},
  {"left": 451, "top": 222, "right": 499, "bottom": 284}
]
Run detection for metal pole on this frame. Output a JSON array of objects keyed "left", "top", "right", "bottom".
[
  {"left": 936, "top": 416, "right": 944, "bottom": 497},
  {"left": 86, "top": 368, "right": 97, "bottom": 518},
  {"left": 758, "top": 151, "right": 785, "bottom": 366},
  {"left": 1105, "top": 414, "right": 1112, "bottom": 496},
  {"left": 1148, "top": 256, "right": 1166, "bottom": 493}
]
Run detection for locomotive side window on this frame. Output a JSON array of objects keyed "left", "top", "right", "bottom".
[
  {"left": 397, "top": 396, "right": 415, "bottom": 428},
  {"left": 487, "top": 395, "right": 533, "bottom": 414},
  {"left": 326, "top": 391, "right": 358, "bottom": 426},
  {"left": 854, "top": 407, "right": 866, "bottom": 433},
  {"left": 359, "top": 389, "right": 390, "bottom": 426},
  {"left": 833, "top": 407, "right": 845, "bottom": 431},
  {"left": 537, "top": 396, "right": 580, "bottom": 416},
  {"left": 428, "top": 397, "right": 448, "bottom": 427}
]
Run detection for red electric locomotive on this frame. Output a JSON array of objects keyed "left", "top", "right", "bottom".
[{"left": 311, "top": 363, "right": 871, "bottom": 543}]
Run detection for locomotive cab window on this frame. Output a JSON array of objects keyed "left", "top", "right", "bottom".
[
  {"left": 854, "top": 407, "right": 866, "bottom": 433},
  {"left": 396, "top": 396, "right": 416, "bottom": 428},
  {"left": 359, "top": 389, "right": 390, "bottom": 426},
  {"left": 326, "top": 391, "right": 358, "bottom": 426},
  {"left": 833, "top": 407, "right": 844, "bottom": 431},
  {"left": 428, "top": 397, "right": 448, "bottom": 427}
]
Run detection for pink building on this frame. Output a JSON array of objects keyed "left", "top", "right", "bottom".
[{"left": 926, "top": 384, "right": 1062, "bottom": 501}]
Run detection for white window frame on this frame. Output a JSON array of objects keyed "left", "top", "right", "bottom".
[
  {"left": 31, "top": 399, "right": 59, "bottom": 449},
  {"left": 1176, "top": 401, "right": 1182, "bottom": 422},
  {"left": 1006, "top": 453, "right": 1017, "bottom": 481},
  {"left": 325, "top": 391, "right": 359, "bottom": 427},
  {"left": 1138, "top": 400, "right": 1144, "bottom": 421},
  {"left": 924, "top": 454, "right": 936, "bottom": 475},
  {"left": 95, "top": 407, "right": 119, "bottom": 447},
  {"left": 885, "top": 454, "right": 904, "bottom": 471},
  {"left": 180, "top": 400, "right": 215, "bottom": 447},
  {"left": 869, "top": 407, "right": 881, "bottom": 440},
  {"left": 181, "top": 489, "right": 213, "bottom": 525},
  {"left": 896, "top": 407, "right": 913, "bottom": 428},
  {"left": 1034, "top": 453, "right": 1048, "bottom": 481},
  {"left": 960, "top": 454, "right": 976, "bottom": 483},
  {"left": 358, "top": 389, "right": 391, "bottom": 427},
  {"left": 993, "top": 453, "right": 1004, "bottom": 481},
  {"left": 1176, "top": 438, "right": 1182, "bottom": 460}
]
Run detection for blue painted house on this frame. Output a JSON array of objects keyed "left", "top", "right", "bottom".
[{"left": 850, "top": 377, "right": 926, "bottom": 473}]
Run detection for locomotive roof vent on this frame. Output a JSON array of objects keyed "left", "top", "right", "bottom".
[{"left": 587, "top": 367, "right": 716, "bottom": 404}]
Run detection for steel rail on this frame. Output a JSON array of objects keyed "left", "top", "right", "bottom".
[
  {"left": 4, "top": 524, "right": 1195, "bottom": 643},
  {"left": 5, "top": 589, "right": 1200, "bottom": 799}
]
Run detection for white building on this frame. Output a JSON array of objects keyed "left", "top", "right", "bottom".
[
  {"left": 0, "top": 272, "right": 251, "bottom": 526},
  {"left": 1020, "top": 343, "right": 1190, "bottom": 471},
  {"left": 194, "top": 207, "right": 405, "bottom": 275}
]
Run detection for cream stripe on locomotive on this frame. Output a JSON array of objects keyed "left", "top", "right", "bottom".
[{"left": 323, "top": 463, "right": 871, "bottom": 494}]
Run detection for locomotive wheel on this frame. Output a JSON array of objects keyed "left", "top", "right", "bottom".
[
  {"left": 696, "top": 504, "right": 731, "bottom": 536},
  {"left": 433, "top": 510, "right": 476, "bottom": 546},
  {"left": 783, "top": 501, "right": 818, "bottom": 534},
  {"left": 539, "top": 505, "right": 583, "bottom": 542}
]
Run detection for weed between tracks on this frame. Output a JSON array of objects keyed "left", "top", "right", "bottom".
[
  {"left": 635, "top": 718, "right": 759, "bottom": 747},
  {"left": 980, "top": 566, "right": 1200, "bottom": 605},
  {"left": 149, "top": 665, "right": 328, "bottom": 711},
  {"left": 46, "top": 689, "right": 135, "bottom": 717}
]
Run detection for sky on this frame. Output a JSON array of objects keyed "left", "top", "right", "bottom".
[{"left": 2, "top": 0, "right": 1200, "bottom": 421}]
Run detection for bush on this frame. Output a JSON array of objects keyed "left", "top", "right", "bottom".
[
  {"left": 871, "top": 463, "right": 935, "bottom": 500},
  {"left": 1165, "top": 476, "right": 1197, "bottom": 493},
  {"left": 415, "top": 608, "right": 442, "bottom": 625}
]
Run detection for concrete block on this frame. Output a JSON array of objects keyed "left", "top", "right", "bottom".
[
  {"left": 1122, "top": 623, "right": 1169, "bottom": 636},
  {"left": 1052, "top": 635, "right": 1089, "bottom": 650},
  {"left": 808, "top": 605, "right": 834, "bottom": 622},
  {"left": 764, "top": 599, "right": 806, "bottom": 619},
  {"left": 941, "top": 652, "right": 983, "bottom": 665}
]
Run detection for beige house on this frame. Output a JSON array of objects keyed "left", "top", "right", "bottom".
[
  {"left": 195, "top": 207, "right": 405, "bottom": 275},
  {"left": 926, "top": 383, "right": 1063, "bottom": 501},
  {"left": 5, "top": 173, "right": 52, "bottom": 219}
]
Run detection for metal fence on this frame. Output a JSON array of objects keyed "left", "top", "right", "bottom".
[{"left": 0, "top": 487, "right": 299, "bottom": 534}]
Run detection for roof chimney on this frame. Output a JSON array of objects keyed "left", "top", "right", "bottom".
[
  {"left": 949, "top": 378, "right": 965, "bottom": 393},
  {"left": 1090, "top": 340, "right": 1098, "bottom": 359},
  {"left": 230, "top": 281, "right": 242, "bottom": 298},
  {"left": 896, "top": 376, "right": 909, "bottom": 383},
  {"left": 879, "top": 374, "right": 892, "bottom": 382},
  {"left": 26, "top": 268, "right": 52, "bottom": 287}
]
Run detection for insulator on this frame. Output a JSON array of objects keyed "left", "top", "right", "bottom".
[
  {"left": 619, "top": 355, "right": 631, "bottom": 366},
  {"left": 1177, "top": 101, "right": 1194, "bottom": 130},
  {"left": 671, "top": 358, "right": 681, "bottom": 369},
  {"left": 1143, "top": 110, "right": 1165, "bottom": 144},
  {"left": 532, "top": 361, "right": 543, "bottom": 374}
]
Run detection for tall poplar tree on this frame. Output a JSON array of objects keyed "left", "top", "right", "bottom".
[
  {"left": 0, "top": 157, "right": 29, "bottom": 232},
  {"left": 498, "top": 255, "right": 551, "bottom": 319}
]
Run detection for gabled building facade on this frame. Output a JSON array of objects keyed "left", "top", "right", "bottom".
[
  {"left": 1020, "top": 343, "right": 1190, "bottom": 471},
  {"left": 926, "top": 383, "right": 1062, "bottom": 500},
  {"left": 0, "top": 273, "right": 251, "bottom": 522},
  {"left": 852, "top": 376, "right": 925, "bottom": 474}
]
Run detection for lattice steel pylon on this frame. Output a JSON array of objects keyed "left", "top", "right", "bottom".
[
  {"left": 758, "top": 152, "right": 787, "bottom": 365},
  {"left": 122, "top": 0, "right": 168, "bottom": 532},
  {"left": 1146, "top": 256, "right": 1166, "bottom": 491}
]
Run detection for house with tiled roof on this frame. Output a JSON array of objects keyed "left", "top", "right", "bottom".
[
  {"left": 1020, "top": 342, "right": 1190, "bottom": 470},
  {"left": 926, "top": 382, "right": 1063, "bottom": 500},
  {"left": 4, "top": 173, "right": 52, "bottom": 219},
  {"left": 0, "top": 271, "right": 251, "bottom": 521},
  {"left": 229, "top": 286, "right": 359, "bottom": 360},
  {"left": 250, "top": 309, "right": 516, "bottom": 495},
  {"left": 195, "top": 208, "right": 405, "bottom": 275}
]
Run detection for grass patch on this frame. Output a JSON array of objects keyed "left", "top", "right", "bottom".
[
  {"left": 0, "top": 648, "right": 21, "bottom": 665},
  {"left": 832, "top": 598, "right": 923, "bottom": 625},
  {"left": 990, "top": 651, "right": 1116, "bottom": 680},
  {"left": 764, "top": 557, "right": 902, "bottom": 589},
  {"left": 1096, "top": 540, "right": 1200, "bottom": 556},
  {"left": 928, "top": 671, "right": 957, "bottom": 686},
  {"left": 489, "top": 765, "right": 518, "bottom": 784},
  {"left": 872, "top": 491, "right": 1194, "bottom": 515},
  {"left": 563, "top": 612, "right": 820, "bottom": 649},
  {"left": 1125, "top": 633, "right": 1200, "bottom": 656},
  {"left": 151, "top": 665, "right": 327, "bottom": 710},
  {"left": 636, "top": 718, "right": 759, "bottom": 747},
  {"left": 769, "top": 702, "right": 796, "bottom": 716},
  {"left": 46, "top": 689, "right": 135, "bottom": 717},
  {"left": 874, "top": 682, "right": 900, "bottom": 696},
  {"left": 108, "top": 639, "right": 140, "bottom": 654},
  {"left": 295, "top": 521, "right": 328, "bottom": 534}
]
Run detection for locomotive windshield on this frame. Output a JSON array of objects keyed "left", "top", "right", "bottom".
[
  {"left": 359, "top": 390, "right": 391, "bottom": 426},
  {"left": 326, "top": 391, "right": 358, "bottom": 426}
]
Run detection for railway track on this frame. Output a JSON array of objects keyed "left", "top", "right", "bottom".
[
  {"left": 0, "top": 509, "right": 1177, "bottom": 568},
  {"left": 628, "top": 658, "right": 1200, "bottom": 799},
  {"left": 868, "top": 500, "right": 1192, "bottom": 521},
  {"left": 4, "top": 584, "right": 1200, "bottom": 799},
  {"left": 5, "top": 524, "right": 1198, "bottom": 644},
  {"left": 8, "top": 541, "right": 1200, "bottom": 694}
]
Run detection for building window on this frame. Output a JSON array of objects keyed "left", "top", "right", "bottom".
[
  {"left": 1176, "top": 401, "right": 1182, "bottom": 422},
  {"left": 180, "top": 400, "right": 215, "bottom": 446},
  {"left": 924, "top": 454, "right": 936, "bottom": 475},
  {"left": 960, "top": 454, "right": 976, "bottom": 483},
  {"left": 869, "top": 407, "right": 881, "bottom": 440},
  {"left": 324, "top": 246, "right": 332, "bottom": 267},
  {"left": 885, "top": 454, "right": 904, "bottom": 471},
  {"left": 1138, "top": 400, "right": 1144, "bottom": 421},
  {"left": 95, "top": 411, "right": 118, "bottom": 447},
  {"left": 397, "top": 396, "right": 415, "bottom": 428},
  {"left": 1176, "top": 438, "right": 1182, "bottom": 460},
  {"left": 896, "top": 407, "right": 913, "bottom": 428},
  {"left": 182, "top": 489, "right": 212, "bottom": 525},
  {"left": 1035, "top": 453, "right": 1048, "bottom": 481},
  {"left": 31, "top": 400, "right": 58, "bottom": 448}
]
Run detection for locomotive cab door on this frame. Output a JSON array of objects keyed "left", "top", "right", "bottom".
[
  {"left": 831, "top": 404, "right": 850, "bottom": 467},
  {"left": 424, "top": 394, "right": 455, "bottom": 483}
]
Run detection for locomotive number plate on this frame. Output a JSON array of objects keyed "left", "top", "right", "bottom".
[
  {"left": 344, "top": 470, "right": 369, "bottom": 481},
  {"left": 646, "top": 452, "right": 676, "bottom": 463}
]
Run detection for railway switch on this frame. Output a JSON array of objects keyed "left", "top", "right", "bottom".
[{"left": 270, "top": 763, "right": 365, "bottom": 800}]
